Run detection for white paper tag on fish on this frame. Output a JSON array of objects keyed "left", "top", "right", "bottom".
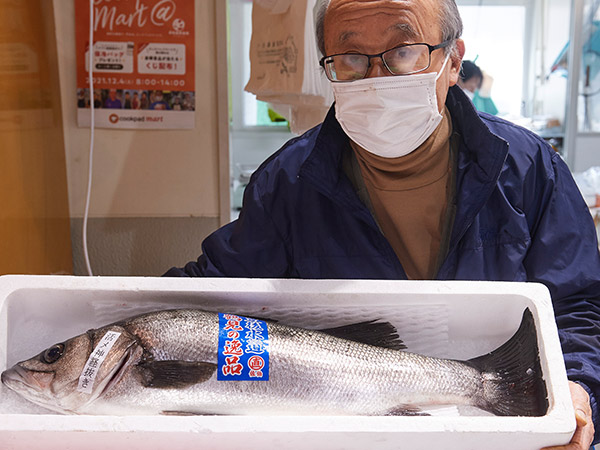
[{"left": 77, "top": 331, "right": 121, "bottom": 394}]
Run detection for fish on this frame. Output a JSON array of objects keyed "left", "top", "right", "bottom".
[{"left": 0, "top": 308, "right": 548, "bottom": 417}]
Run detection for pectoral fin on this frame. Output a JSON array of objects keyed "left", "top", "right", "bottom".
[{"left": 137, "top": 360, "right": 217, "bottom": 389}]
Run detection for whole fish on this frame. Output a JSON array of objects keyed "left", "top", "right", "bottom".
[{"left": 1, "top": 308, "right": 547, "bottom": 416}]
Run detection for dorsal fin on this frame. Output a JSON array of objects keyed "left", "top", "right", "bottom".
[
  {"left": 320, "top": 320, "right": 406, "bottom": 350},
  {"left": 233, "top": 315, "right": 405, "bottom": 350}
]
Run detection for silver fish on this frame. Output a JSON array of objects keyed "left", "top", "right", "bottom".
[{"left": 1, "top": 308, "right": 547, "bottom": 416}]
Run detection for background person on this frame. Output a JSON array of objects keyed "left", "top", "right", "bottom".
[
  {"left": 150, "top": 90, "right": 170, "bottom": 110},
  {"left": 77, "top": 89, "right": 86, "bottom": 108},
  {"left": 140, "top": 91, "right": 149, "bottom": 110},
  {"left": 132, "top": 91, "right": 140, "bottom": 110},
  {"left": 104, "top": 88, "right": 122, "bottom": 109},
  {"left": 93, "top": 89, "right": 102, "bottom": 109},
  {"left": 123, "top": 91, "right": 132, "bottom": 109},
  {"left": 183, "top": 92, "right": 195, "bottom": 111},
  {"left": 458, "top": 59, "right": 498, "bottom": 115},
  {"left": 171, "top": 95, "right": 183, "bottom": 111}
]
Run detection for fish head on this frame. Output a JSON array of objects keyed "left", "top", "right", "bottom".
[{"left": 1, "top": 326, "right": 141, "bottom": 414}]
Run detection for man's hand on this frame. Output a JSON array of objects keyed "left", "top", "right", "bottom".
[{"left": 542, "top": 381, "right": 594, "bottom": 450}]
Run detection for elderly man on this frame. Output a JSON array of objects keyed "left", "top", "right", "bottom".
[{"left": 166, "top": 0, "right": 600, "bottom": 447}]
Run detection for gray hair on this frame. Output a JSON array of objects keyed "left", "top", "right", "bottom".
[{"left": 314, "top": 0, "right": 463, "bottom": 56}]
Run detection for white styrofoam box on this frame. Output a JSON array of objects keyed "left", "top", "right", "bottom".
[{"left": 0, "top": 275, "right": 575, "bottom": 450}]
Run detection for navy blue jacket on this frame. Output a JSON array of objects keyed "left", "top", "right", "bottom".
[{"left": 167, "top": 86, "right": 600, "bottom": 440}]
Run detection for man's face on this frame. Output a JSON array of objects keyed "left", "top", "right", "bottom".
[{"left": 323, "top": 0, "right": 464, "bottom": 111}]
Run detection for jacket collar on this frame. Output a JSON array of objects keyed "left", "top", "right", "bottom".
[
  {"left": 444, "top": 85, "right": 509, "bottom": 248},
  {"left": 446, "top": 85, "right": 509, "bottom": 181},
  {"left": 298, "top": 105, "right": 349, "bottom": 198}
]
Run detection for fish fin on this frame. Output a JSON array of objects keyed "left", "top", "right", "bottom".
[
  {"left": 467, "top": 308, "right": 548, "bottom": 416},
  {"left": 137, "top": 360, "right": 217, "bottom": 389},
  {"left": 235, "top": 315, "right": 405, "bottom": 349},
  {"left": 161, "top": 411, "right": 225, "bottom": 416},
  {"left": 319, "top": 321, "right": 406, "bottom": 350},
  {"left": 161, "top": 411, "right": 200, "bottom": 416},
  {"left": 385, "top": 405, "right": 430, "bottom": 416}
]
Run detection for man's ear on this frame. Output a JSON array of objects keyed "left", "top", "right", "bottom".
[{"left": 448, "top": 39, "right": 465, "bottom": 87}]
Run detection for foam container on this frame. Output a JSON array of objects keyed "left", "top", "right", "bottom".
[{"left": 0, "top": 275, "right": 575, "bottom": 450}]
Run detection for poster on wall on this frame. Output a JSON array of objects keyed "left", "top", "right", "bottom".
[{"left": 75, "top": 0, "right": 195, "bottom": 129}]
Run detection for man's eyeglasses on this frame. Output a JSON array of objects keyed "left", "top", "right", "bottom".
[{"left": 319, "top": 40, "right": 452, "bottom": 82}]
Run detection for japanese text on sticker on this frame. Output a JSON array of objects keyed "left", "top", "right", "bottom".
[
  {"left": 77, "top": 331, "right": 121, "bottom": 394},
  {"left": 217, "top": 314, "right": 270, "bottom": 381}
]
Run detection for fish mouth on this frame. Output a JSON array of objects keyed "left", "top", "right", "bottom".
[
  {"left": 1, "top": 365, "right": 52, "bottom": 391},
  {"left": 1, "top": 366, "right": 64, "bottom": 412},
  {"left": 1, "top": 366, "right": 23, "bottom": 388}
]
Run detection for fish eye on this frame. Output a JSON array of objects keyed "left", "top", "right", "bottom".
[{"left": 41, "top": 343, "right": 65, "bottom": 364}]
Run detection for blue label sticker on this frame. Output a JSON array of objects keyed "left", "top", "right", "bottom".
[{"left": 217, "top": 313, "right": 270, "bottom": 381}]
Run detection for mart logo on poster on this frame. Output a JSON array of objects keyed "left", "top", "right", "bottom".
[{"left": 93, "top": 0, "right": 180, "bottom": 31}]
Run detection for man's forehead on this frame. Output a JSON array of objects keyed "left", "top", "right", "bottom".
[
  {"left": 325, "top": 0, "right": 439, "bottom": 17},
  {"left": 338, "top": 22, "right": 419, "bottom": 45},
  {"left": 324, "top": 0, "right": 439, "bottom": 45}
]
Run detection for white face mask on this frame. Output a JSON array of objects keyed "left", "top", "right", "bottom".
[{"left": 332, "top": 55, "right": 450, "bottom": 158}]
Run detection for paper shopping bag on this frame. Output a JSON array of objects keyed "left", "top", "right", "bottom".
[{"left": 245, "top": 0, "right": 307, "bottom": 97}]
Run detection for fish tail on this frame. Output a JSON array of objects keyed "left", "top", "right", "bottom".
[{"left": 468, "top": 308, "right": 548, "bottom": 416}]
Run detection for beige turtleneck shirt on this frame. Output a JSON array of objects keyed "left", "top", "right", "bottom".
[{"left": 350, "top": 107, "right": 454, "bottom": 280}]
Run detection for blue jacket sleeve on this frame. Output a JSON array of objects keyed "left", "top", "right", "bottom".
[
  {"left": 163, "top": 173, "right": 291, "bottom": 278},
  {"left": 523, "top": 151, "right": 600, "bottom": 443}
]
